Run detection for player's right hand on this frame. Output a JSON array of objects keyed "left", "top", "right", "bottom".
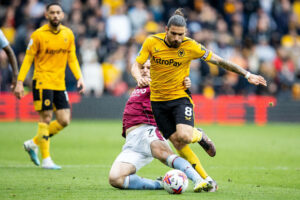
[
  {"left": 247, "top": 73, "right": 267, "bottom": 87},
  {"left": 14, "top": 81, "right": 24, "bottom": 99}
]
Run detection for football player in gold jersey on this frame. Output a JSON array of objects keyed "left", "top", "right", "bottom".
[
  {"left": 131, "top": 8, "right": 267, "bottom": 191},
  {"left": 14, "top": 2, "right": 85, "bottom": 169}
]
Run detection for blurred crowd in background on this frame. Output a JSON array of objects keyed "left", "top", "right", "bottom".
[{"left": 1, "top": 0, "right": 300, "bottom": 100}]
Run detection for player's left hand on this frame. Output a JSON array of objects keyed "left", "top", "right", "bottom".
[
  {"left": 77, "top": 77, "right": 85, "bottom": 94},
  {"left": 247, "top": 73, "right": 267, "bottom": 86}
]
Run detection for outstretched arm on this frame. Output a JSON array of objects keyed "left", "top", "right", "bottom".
[
  {"left": 208, "top": 53, "right": 267, "bottom": 86},
  {"left": 131, "top": 61, "right": 151, "bottom": 87}
]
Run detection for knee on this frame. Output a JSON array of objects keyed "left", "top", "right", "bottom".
[
  {"left": 176, "top": 131, "right": 193, "bottom": 144},
  {"left": 169, "top": 133, "right": 191, "bottom": 150},
  {"left": 109, "top": 174, "right": 124, "bottom": 189},
  {"left": 57, "top": 117, "right": 70, "bottom": 127},
  {"left": 40, "top": 114, "right": 52, "bottom": 124}
]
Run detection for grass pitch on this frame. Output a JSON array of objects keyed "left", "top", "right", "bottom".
[{"left": 0, "top": 121, "right": 300, "bottom": 200}]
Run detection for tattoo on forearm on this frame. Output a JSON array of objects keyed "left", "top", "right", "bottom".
[{"left": 210, "top": 58, "right": 247, "bottom": 76}]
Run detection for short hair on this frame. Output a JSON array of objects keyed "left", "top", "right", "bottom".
[
  {"left": 46, "top": 2, "right": 63, "bottom": 11},
  {"left": 167, "top": 8, "right": 186, "bottom": 28}
]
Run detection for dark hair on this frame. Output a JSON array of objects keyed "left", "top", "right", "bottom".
[
  {"left": 167, "top": 8, "right": 186, "bottom": 28},
  {"left": 46, "top": 2, "right": 63, "bottom": 11}
]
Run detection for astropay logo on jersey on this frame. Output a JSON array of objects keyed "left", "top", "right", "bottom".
[
  {"left": 45, "top": 48, "right": 70, "bottom": 54},
  {"left": 152, "top": 56, "right": 182, "bottom": 67}
]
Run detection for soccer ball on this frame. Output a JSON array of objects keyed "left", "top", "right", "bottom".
[{"left": 163, "top": 169, "right": 188, "bottom": 194}]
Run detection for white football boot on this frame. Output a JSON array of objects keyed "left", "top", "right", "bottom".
[
  {"left": 193, "top": 179, "right": 213, "bottom": 192},
  {"left": 42, "top": 157, "right": 61, "bottom": 170},
  {"left": 205, "top": 176, "right": 218, "bottom": 192},
  {"left": 23, "top": 139, "right": 40, "bottom": 166}
]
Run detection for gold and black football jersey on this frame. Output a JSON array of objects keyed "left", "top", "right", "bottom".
[
  {"left": 136, "top": 33, "right": 212, "bottom": 101},
  {"left": 18, "top": 24, "right": 82, "bottom": 90}
]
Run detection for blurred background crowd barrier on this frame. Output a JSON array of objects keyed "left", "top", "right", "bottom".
[{"left": 0, "top": 0, "right": 300, "bottom": 123}]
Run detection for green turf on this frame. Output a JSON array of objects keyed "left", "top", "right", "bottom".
[{"left": 0, "top": 121, "right": 300, "bottom": 200}]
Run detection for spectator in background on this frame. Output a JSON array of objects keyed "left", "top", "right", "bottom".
[
  {"left": 272, "top": 0, "right": 292, "bottom": 36},
  {"left": 274, "top": 47, "right": 295, "bottom": 90},
  {"left": 102, "top": 46, "right": 128, "bottom": 96},
  {"left": 254, "top": 36, "right": 276, "bottom": 62},
  {"left": 69, "top": 9, "right": 85, "bottom": 38},
  {"left": 1, "top": 6, "right": 16, "bottom": 44},
  {"left": 0, "top": 29, "right": 18, "bottom": 91},
  {"left": 106, "top": 5, "right": 131, "bottom": 44},
  {"left": 102, "top": 0, "right": 125, "bottom": 16},
  {"left": 128, "top": 0, "right": 148, "bottom": 34},
  {"left": 81, "top": 38, "right": 104, "bottom": 97},
  {"left": 248, "top": 8, "right": 277, "bottom": 44},
  {"left": 24, "top": 0, "right": 45, "bottom": 25},
  {"left": 260, "top": 0, "right": 274, "bottom": 14},
  {"left": 149, "top": 0, "right": 164, "bottom": 22},
  {"left": 85, "top": 15, "right": 99, "bottom": 38}
]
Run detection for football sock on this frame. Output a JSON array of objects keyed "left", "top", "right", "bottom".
[
  {"left": 166, "top": 154, "right": 202, "bottom": 184},
  {"left": 123, "top": 174, "right": 162, "bottom": 190},
  {"left": 49, "top": 120, "right": 64, "bottom": 137},
  {"left": 176, "top": 145, "right": 208, "bottom": 179},
  {"left": 191, "top": 128, "right": 202, "bottom": 143},
  {"left": 33, "top": 135, "right": 39, "bottom": 145},
  {"left": 36, "top": 122, "right": 50, "bottom": 159}
]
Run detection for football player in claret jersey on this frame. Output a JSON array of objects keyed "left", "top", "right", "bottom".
[
  {"left": 131, "top": 8, "right": 267, "bottom": 190},
  {"left": 109, "top": 61, "right": 216, "bottom": 192},
  {"left": 14, "top": 2, "right": 85, "bottom": 169},
  {"left": 0, "top": 29, "right": 18, "bottom": 90}
]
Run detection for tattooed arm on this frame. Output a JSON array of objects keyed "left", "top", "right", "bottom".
[{"left": 208, "top": 53, "right": 267, "bottom": 86}]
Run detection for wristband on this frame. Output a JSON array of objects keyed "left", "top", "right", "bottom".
[{"left": 245, "top": 72, "right": 251, "bottom": 79}]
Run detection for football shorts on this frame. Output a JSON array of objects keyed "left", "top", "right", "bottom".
[
  {"left": 32, "top": 80, "right": 70, "bottom": 111},
  {"left": 151, "top": 97, "right": 194, "bottom": 139},
  {"left": 114, "top": 124, "right": 168, "bottom": 171}
]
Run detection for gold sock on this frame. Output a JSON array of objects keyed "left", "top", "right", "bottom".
[
  {"left": 191, "top": 128, "right": 203, "bottom": 143},
  {"left": 36, "top": 122, "right": 50, "bottom": 159},
  {"left": 49, "top": 120, "right": 64, "bottom": 136},
  {"left": 177, "top": 145, "right": 208, "bottom": 179},
  {"left": 33, "top": 136, "right": 39, "bottom": 145}
]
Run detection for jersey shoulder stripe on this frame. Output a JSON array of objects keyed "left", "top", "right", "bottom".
[
  {"left": 151, "top": 35, "right": 164, "bottom": 41},
  {"left": 182, "top": 37, "right": 193, "bottom": 43}
]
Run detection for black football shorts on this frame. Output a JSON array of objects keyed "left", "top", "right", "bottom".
[
  {"left": 151, "top": 97, "right": 194, "bottom": 139},
  {"left": 32, "top": 80, "right": 70, "bottom": 111}
]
